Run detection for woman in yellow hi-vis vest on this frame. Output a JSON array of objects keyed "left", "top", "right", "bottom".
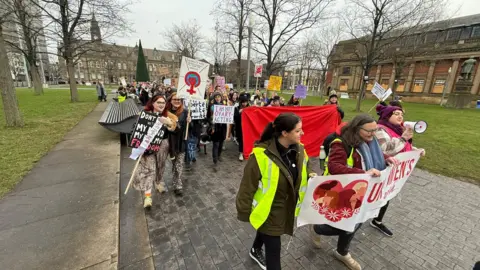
[{"left": 236, "top": 113, "right": 316, "bottom": 270}]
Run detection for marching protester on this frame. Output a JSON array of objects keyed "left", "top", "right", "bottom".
[
  {"left": 371, "top": 104, "right": 426, "bottom": 236},
  {"left": 261, "top": 92, "right": 269, "bottom": 104},
  {"left": 287, "top": 94, "right": 300, "bottom": 106},
  {"left": 131, "top": 94, "right": 177, "bottom": 208},
  {"left": 96, "top": 81, "right": 106, "bottom": 102},
  {"left": 268, "top": 96, "right": 281, "bottom": 107},
  {"left": 310, "top": 114, "right": 397, "bottom": 270},
  {"left": 209, "top": 92, "right": 227, "bottom": 167},
  {"left": 324, "top": 90, "right": 345, "bottom": 119},
  {"left": 234, "top": 94, "right": 250, "bottom": 161},
  {"left": 166, "top": 92, "right": 191, "bottom": 196},
  {"left": 236, "top": 113, "right": 316, "bottom": 270}
]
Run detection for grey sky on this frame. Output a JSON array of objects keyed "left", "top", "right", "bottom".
[{"left": 112, "top": 0, "right": 480, "bottom": 60}]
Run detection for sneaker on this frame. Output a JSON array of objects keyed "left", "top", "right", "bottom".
[
  {"left": 309, "top": 225, "right": 321, "bottom": 248},
  {"left": 249, "top": 248, "right": 266, "bottom": 270},
  {"left": 143, "top": 197, "right": 152, "bottom": 209},
  {"left": 334, "top": 251, "right": 362, "bottom": 270},
  {"left": 370, "top": 219, "right": 393, "bottom": 237},
  {"left": 155, "top": 183, "right": 166, "bottom": 193},
  {"left": 239, "top": 153, "right": 244, "bottom": 161}
]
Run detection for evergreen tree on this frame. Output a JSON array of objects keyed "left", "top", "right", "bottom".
[{"left": 135, "top": 40, "right": 150, "bottom": 82}]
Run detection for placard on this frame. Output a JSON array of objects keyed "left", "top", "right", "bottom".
[
  {"left": 163, "top": 78, "right": 171, "bottom": 85},
  {"left": 297, "top": 150, "right": 421, "bottom": 232},
  {"left": 184, "top": 99, "right": 207, "bottom": 120},
  {"left": 120, "top": 77, "right": 127, "bottom": 87},
  {"left": 129, "top": 111, "right": 166, "bottom": 152},
  {"left": 214, "top": 76, "right": 226, "bottom": 92},
  {"left": 371, "top": 82, "right": 392, "bottom": 101},
  {"left": 254, "top": 64, "right": 263, "bottom": 78},
  {"left": 213, "top": 105, "right": 234, "bottom": 124},
  {"left": 177, "top": 56, "right": 210, "bottom": 100},
  {"left": 267, "top": 75, "right": 282, "bottom": 91},
  {"left": 294, "top": 85, "right": 307, "bottom": 99}
]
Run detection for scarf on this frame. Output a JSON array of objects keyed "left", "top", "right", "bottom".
[
  {"left": 378, "top": 119, "right": 413, "bottom": 144},
  {"left": 358, "top": 137, "right": 386, "bottom": 171}
]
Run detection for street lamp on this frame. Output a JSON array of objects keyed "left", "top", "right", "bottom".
[
  {"left": 441, "top": 67, "right": 452, "bottom": 106},
  {"left": 246, "top": 15, "right": 254, "bottom": 92}
]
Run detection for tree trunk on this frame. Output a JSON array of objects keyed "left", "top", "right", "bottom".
[
  {"left": 0, "top": 28, "right": 24, "bottom": 127},
  {"left": 30, "top": 63, "right": 43, "bottom": 95},
  {"left": 66, "top": 59, "right": 79, "bottom": 102},
  {"left": 356, "top": 79, "right": 366, "bottom": 112}
]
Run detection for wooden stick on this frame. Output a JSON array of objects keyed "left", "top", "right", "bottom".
[
  {"left": 368, "top": 100, "right": 381, "bottom": 113},
  {"left": 184, "top": 100, "right": 192, "bottom": 140},
  {"left": 124, "top": 154, "right": 143, "bottom": 194}
]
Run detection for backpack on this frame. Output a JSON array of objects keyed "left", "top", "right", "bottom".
[{"left": 322, "top": 133, "right": 352, "bottom": 158}]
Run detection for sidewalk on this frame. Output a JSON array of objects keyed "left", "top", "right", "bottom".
[{"left": 0, "top": 102, "right": 120, "bottom": 270}]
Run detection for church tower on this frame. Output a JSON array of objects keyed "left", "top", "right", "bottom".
[{"left": 90, "top": 13, "right": 102, "bottom": 42}]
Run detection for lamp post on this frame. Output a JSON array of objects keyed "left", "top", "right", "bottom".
[
  {"left": 246, "top": 16, "right": 253, "bottom": 92},
  {"left": 441, "top": 67, "right": 452, "bottom": 106}
]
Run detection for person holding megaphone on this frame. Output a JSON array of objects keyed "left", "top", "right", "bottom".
[{"left": 372, "top": 104, "right": 426, "bottom": 237}]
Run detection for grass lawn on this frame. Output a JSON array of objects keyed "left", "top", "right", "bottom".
[
  {"left": 0, "top": 88, "right": 99, "bottom": 197},
  {"left": 279, "top": 93, "right": 480, "bottom": 183}
]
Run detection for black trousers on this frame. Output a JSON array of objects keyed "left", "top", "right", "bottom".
[
  {"left": 252, "top": 231, "right": 281, "bottom": 270},
  {"left": 374, "top": 201, "right": 389, "bottom": 222},
  {"left": 212, "top": 140, "right": 224, "bottom": 163},
  {"left": 313, "top": 223, "right": 362, "bottom": 256}
]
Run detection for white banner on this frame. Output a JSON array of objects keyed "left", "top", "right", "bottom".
[
  {"left": 163, "top": 78, "right": 171, "bottom": 86},
  {"left": 297, "top": 150, "right": 421, "bottom": 232},
  {"left": 177, "top": 57, "right": 210, "bottom": 100},
  {"left": 184, "top": 99, "right": 207, "bottom": 120},
  {"left": 254, "top": 64, "right": 263, "bottom": 78},
  {"left": 371, "top": 82, "right": 392, "bottom": 101},
  {"left": 213, "top": 105, "right": 234, "bottom": 124}
]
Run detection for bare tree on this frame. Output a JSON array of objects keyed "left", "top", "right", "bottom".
[
  {"left": 163, "top": 20, "right": 205, "bottom": 59},
  {"left": 212, "top": 0, "right": 252, "bottom": 88},
  {"left": 342, "top": 0, "right": 446, "bottom": 111},
  {"left": 206, "top": 34, "right": 233, "bottom": 77},
  {"left": 1, "top": 0, "right": 48, "bottom": 95},
  {"left": 250, "top": 0, "right": 332, "bottom": 76},
  {"left": 33, "top": 0, "right": 130, "bottom": 102},
  {"left": 0, "top": 19, "right": 24, "bottom": 127}
]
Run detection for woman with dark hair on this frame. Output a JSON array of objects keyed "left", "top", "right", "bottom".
[
  {"left": 236, "top": 113, "right": 316, "bottom": 270},
  {"left": 131, "top": 94, "right": 178, "bottom": 208},
  {"left": 310, "top": 114, "right": 397, "bottom": 270},
  {"left": 370, "top": 105, "right": 425, "bottom": 236},
  {"left": 165, "top": 92, "right": 191, "bottom": 196},
  {"left": 287, "top": 94, "right": 300, "bottom": 106},
  {"left": 209, "top": 92, "right": 228, "bottom": 166}
]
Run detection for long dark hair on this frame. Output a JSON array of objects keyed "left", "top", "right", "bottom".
[
  {"left": 166, "top": 92, "right": 184, "bottom": 117},
  {"left": 259, "top": 113, "right": 301, "bottom": 142},
  {"left": 341, "top": 114, "right": 376, "bottom": 147},
  {"left": 144, "top": 94, "right": 168, "bottom": 117},
  {"left": 287, "top": 94, "right": 299, "bottom": 105}
]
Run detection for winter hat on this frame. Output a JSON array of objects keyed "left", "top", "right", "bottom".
[
  {"left": 329, "top": 90, "right": 338, "bottom": 99},
  {"left": 239, "top": 94, "right": 249, "bottom": 102},
  {"left": 376, "top": 104, "right": 403, "bottom": 120}
]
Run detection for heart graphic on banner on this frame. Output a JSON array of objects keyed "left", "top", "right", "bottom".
[{"left": 311, "top": 179, "right": 368, "bottom": 222}]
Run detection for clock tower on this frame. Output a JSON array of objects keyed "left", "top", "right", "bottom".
[{"left": 90, "top": 13, "right": 102, "bottom": 42}]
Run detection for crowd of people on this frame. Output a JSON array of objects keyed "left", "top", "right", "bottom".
[{"left": 118, "top": 80, "right": 430, "bottom": 270}]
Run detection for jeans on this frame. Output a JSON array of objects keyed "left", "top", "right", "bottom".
[
  {"left": 374, "top": 201, "right": 389, "bottom": 222},
  {"left": 252, "top": 231, "right": 281, "bottom": 270},
  {"left": 212, "top": 140, "right": 224, "bottom": 163},
  {"left": 313, "top": 223, "right": 363, "bottom": 256},
  {"left": 186, "top": 135, "right": 198, "bottom": 163}
]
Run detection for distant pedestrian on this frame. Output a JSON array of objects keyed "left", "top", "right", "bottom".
[
  {"left": 209, "top": 92, "right": 227, "bottom": 167},
  {"left": 96, "top": 81, "right": 106, "bottom": 102}
]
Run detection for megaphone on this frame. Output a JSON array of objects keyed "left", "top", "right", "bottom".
[{"left": 403, "top": 121, "right": 427, "bottom": 134}]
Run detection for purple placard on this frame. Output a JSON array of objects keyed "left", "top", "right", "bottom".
[{"left": 294, "top": 85, "right": 307, "bottom": 99}]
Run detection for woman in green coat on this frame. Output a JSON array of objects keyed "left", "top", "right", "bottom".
[{"left": 236, "top": 113, "right": 316, "bottom": 270}]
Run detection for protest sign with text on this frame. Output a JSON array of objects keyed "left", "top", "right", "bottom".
[
  {"left": 184, "top": 99, "right": 207, "bottom": 120},
  {"left": 294, "top": 85, "right": 307, "bottom": 99},
  {"left": 129, "top": 111, "right": 166, "bottom": 153},
  {"left": 213, "top": 105, "right": 234, "bottom": 124},
  {"left": 267, "top": 75, "right": 282, "bottom": 91},
  {"left": 177, "top": 56, "right": 209, "bottom": 100},
  {"left": 254, "top": 64, "right": 263, "bottom": 78},
  {"left": 297, "top": 150, "right": 422, "bottom": 232},
  {"left": 372, "top": 82, "right": 392, "bottom": 101}
]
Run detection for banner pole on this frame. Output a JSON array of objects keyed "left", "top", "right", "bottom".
[
  {"left": 255, "top": 77, "right": 259, "bottom": 91},
  {"left": 367, "top": 100, "right": 381, "bottom": 113},
  {"left": 125, "top": 154, "right": 143, "bottom": 194},
  {"left": 184, "top": 99, "right": 192, "bottom": 140}
]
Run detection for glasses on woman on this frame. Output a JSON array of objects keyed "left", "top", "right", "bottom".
[
  {"left": 156, "top": 101, "right": 166, "bottom": 105},
  {"left": 360, "top": 127, "right": 379, "bottom": 134},
  {"left": 172, "top": 99, "right": 181, "bottom": 102}
]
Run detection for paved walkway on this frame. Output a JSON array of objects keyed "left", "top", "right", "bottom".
[
  {"left": 0, "top": 102, "right": 120, "bottom": 270},
  {"left": 137, "top": 142, "right": 480, "bottom": 270}
]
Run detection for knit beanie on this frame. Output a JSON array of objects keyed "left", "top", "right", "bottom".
[{"left": 376, "top": 104, "right": 403, "bottom": 120}]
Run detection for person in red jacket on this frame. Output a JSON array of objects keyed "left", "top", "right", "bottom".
[{"left": 310, "top": 114, "right": 397, "bottom": 270}]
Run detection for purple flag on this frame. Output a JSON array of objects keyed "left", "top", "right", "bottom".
[{"left": 294, "top": 85, "right": 307, "bottom": 99}]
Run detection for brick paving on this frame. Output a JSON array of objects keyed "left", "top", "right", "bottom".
[{"left": 143, "top": 141, "right": 480, "bottom": 270}]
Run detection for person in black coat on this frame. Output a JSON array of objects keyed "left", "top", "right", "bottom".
[
  {"left": 209, "top": 92, "right": 228, "bottom": 166},
  {"left": 234, "top": 94, "right": 250, "bottom": 161}
]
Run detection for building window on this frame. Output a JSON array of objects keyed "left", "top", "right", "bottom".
[
  {"left": 472, "top": 26, "right": 480, "bottom": 37},
  {"left": 412, "top": 79, "right": 424, "bottom": 93},
  {"left": 98, "top": 74, "right": 103, "bottom": 79},
  {"left": 96, "top": 61, "right": 100, "bottom": 68},
  {"left": 460, "top": 27, "right": 472, "bottom": 39},
  {"left": 436, "top": 31, "right": 447, "bottom": 42},
  {"left": 446, "top": 28, "right": 461, "bottom": 41},
  {"left": 341, "top": 67, "right": 351, "bottom": 75},
  {"left": 117, "top": 63, "right": 121, "bottom": 69},
  {"left": 78, "top": 61, "right": 83, "bottom": 68},
  {"left": 339, "top": 79, "right": 348, "bottom": 91},
  {"left": 425, "top": 32, "right": 437, "bottom": 43},
  {"left": 123, "top": 63, "right": 127, "bottom": 70},
  {"left": 80, "top": 72, "right": 84, "bottom": 79},
  {"left": 91, "top": 73, "right": 97, "bottom": 79},
  {"left": 149, "top": 65, "right": 152, "bottom": 72}
]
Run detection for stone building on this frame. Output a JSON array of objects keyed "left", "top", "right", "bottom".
[
  {"left": 58, "top": 15, "right": 181, "bottom": 84},
  {"left": 328, "top": 14, "right": 480, "bottom": 103}
]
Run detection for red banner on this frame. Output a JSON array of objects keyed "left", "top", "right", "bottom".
[{"left": 241, "top": 105, "right": 340, "bottom": 159}]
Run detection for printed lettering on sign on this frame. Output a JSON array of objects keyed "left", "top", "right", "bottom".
[
  {"left": 128, "top": 111, "right": 165, "bottom": 152},
  {"left": 213, "top": 105, "right": 234, "bottom": 124}
]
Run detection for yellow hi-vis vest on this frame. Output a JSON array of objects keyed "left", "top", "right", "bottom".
[
  {"left": 323, "top": 138, "right": 354, "bottom": 176},
  {"left": 118, "top": 95, "right": 126, "bottom": 103},
  {"left": 249, "top": 147, "right": 309, "bottom": 230}
]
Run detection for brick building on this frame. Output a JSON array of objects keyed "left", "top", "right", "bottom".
[{"left": 328, "top": 14, "right": 480, "bottom": 103}]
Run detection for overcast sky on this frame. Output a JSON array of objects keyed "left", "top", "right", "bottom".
[{"left": 112, "top": 0, "right": 480, "bottom": 60}]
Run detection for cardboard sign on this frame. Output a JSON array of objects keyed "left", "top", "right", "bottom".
[
  {"left": 267, "top": 76, "right": 282, "bottom": 91},
  {"left": 120, "top": 77, "right": 127, "bottom": 87},
  {"left": 297, "top": 150, "right": 421, "bottom": 232},
  {"left": 163, "top": 78, "right": 171, "bottom": 86},
  {"left": 254, "top": 64, "right": 263, "bottom": 78},
  {"left": 129, "top": 111, "right": 166, "bottom": 152},
  {"left": 372, "top": 82, "right": 392, "bottom": 101},
  {"left": 264, "top": 80, "right": 269, "bottom": 89},
  {"left": 177, "top": 57, "right": 210, "bottom": 100},
  {"left": 213, "top": 105, "right": 234, "bottom": 124},
  {"left": 294, "top": 85, "right": 307, "bottom": 99},
  {"left": 184, "top": 99, "right": 207, "bottom": 120}
]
